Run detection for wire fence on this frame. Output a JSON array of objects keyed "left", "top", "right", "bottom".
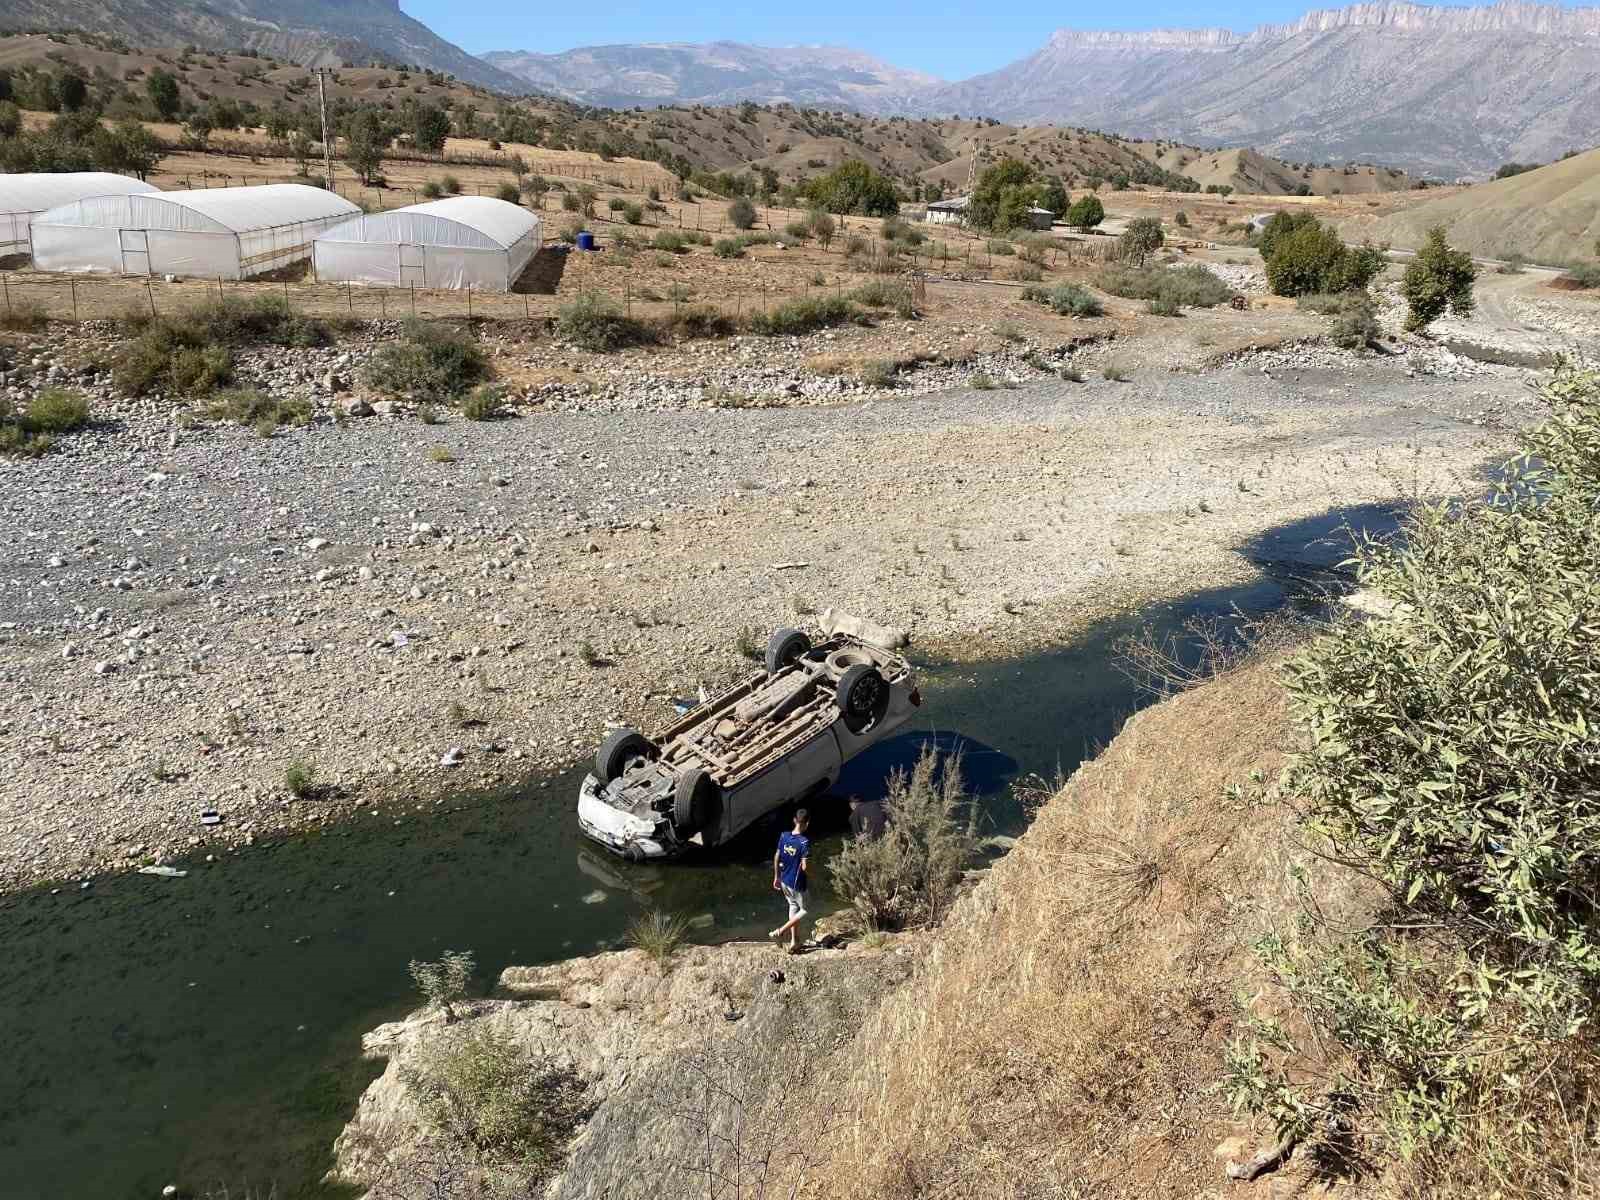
[{"left": 0, "top": 267, "right": 938, "bottom": 327}]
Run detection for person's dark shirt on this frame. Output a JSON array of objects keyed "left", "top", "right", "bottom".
[{"left": 850, "top": 800, "right": 888, "bottom": 840}]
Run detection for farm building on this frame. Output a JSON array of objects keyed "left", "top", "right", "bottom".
[
  {"left": 311, "top": 197, "right": 542, "bottom": 291},
  {"left": 29, "top": 184, "right": 360, "bottom": 279},
  {"left": 0, "top": 173, "right": 159, "bottom": 255},
  {"left": 1022, "top": 206, "right": 1056, "bottom": 230},
  {"left": 925, "top": 195, "right": 970, "bottom": 226}
]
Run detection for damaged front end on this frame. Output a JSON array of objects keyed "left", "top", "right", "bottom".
[{"left": 576, "top": 771, "right": 687, "bottom": 861}]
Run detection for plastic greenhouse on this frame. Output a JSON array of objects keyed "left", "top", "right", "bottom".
[
  {"left": 0, "top": 173, "right": 159, "bottom": 255},
  {"left": 312, "top": 197, "right": 543, "bottom": 292},
  {"left": 30, "top": 184, "right": 361, "bottom": 278}
]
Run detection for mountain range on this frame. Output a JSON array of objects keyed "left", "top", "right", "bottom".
[
  {"left": 3, "top": 0, "right": 1596, "bottom": 177},
  {"left": 487, "top": 3, "right": 1600, "bottom": 177}
]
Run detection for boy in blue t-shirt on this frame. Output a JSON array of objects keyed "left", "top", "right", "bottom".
[{"left": 769, "top": 809, "right": 812, "bottom": 952}]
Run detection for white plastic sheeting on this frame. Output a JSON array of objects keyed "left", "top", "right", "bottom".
[
  {"left": 312, "top": 197, "right": 542, "bottom": 292},
  {"left": 0, "top": 173, "right": 158, "bottom": 253},
  {"left": 30, "top": 184, "right": 360, "bottom": 279}
]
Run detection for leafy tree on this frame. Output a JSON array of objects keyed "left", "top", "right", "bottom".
[
  {"left": 289, "top": 130, "right": 314, "bottom": 177},
  {"left": 182, "top": 112, "right": 213, "bottom": 149},
  {"left": 1255, "top": 211, "right": 1318, "bottom": 262},
  {"left": 411, "top": 103, "right": 451, "bottom": 154},
  {"left": 344, "top": 118, "right": 385, "bottom": 185},
  {"left": 800, "top": 160, "right": 899, "bottom": 217},
  {"left": 1400, "top": 226, "right": 1475, "bottom": 331},
  {"left": 969, "top": 157, "right": 1036, "bottom": 231},
  {"left": 146, "top": 70, "right": 180, "bottom": 120},
  {"left": 727, "top": 195, "right": 757, "bottom": 230},
  {"left": 807, "top": 208, "right": 835, "bottom": 249},
  {"left": 1264, "top": 218, "right": 1386, "bottom": 297},
  {"left": 0, "top": 101, "right": 19, "bottom": 139},
  {"left": 92, "top": 119, "right": 162, "bottom": 180},
  {"left": 1120, "top": 216, "right": 1165, "bottom": 263},
  {"left": 1037, "top": 176, "right": 1069, "bottom": 217},
  {"left": 55, "top": 72, "right": 88, "bottom": 113},
  {"left": 1065, "top": 194, "right": 1104, "bottom": 231}
]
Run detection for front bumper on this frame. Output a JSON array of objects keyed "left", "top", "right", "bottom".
[{"left": 576, "top": 774, "right": 678, "bottom": 860}]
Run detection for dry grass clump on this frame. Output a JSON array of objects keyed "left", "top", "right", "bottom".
[{"left": 811, "top": 661, "right": 1370, "bottom": 1199}]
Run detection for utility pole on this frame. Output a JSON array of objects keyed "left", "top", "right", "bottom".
[{"left": 316, "top": 68, "right": 335, "bottom": 190}]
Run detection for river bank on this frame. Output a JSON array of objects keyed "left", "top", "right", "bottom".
[{"left": 0, "top": 360, "right": 1535, "bottom": 894}]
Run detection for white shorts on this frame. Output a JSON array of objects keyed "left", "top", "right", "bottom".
[{"left": 782, "top": 883, "right": 807, "bottom": 922}]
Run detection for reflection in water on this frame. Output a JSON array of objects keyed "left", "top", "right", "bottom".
[{"left": 0, "top": 503, "right": 1397, "bottom": 1200}]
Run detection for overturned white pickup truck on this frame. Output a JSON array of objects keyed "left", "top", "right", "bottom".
[{"left": 577, "top": 614, "right": 919, "bottom": 860}]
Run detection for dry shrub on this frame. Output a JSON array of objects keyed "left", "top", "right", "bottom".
[{"left": 809, "top": 660, "right": 1368, "bottom": 1200}]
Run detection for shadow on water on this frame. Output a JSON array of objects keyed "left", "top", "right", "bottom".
[{"left": 0, "top": 500, "right": 1405, "bottom": 1200}]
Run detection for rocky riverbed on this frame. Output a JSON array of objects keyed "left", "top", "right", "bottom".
[{"left": 0, "top": 310, "right": 1546, "bottom": 893}]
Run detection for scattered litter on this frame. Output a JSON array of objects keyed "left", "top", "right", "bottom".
[
  {"left": 580, "top": 889, "right": 607, "bottom": 905},
  {"left": 138, "top": 866, "right": 187, "bottom": 879},
  {"left": 671, "top": 697, "right": 697, "bottom": 715},
  {"left": 687, "top": 913, "right": 715, "bottom": 929},
  {"left": 439, "top": 746, "right": 465, "bottom": 767},
  {"left": 199, "top": 808, "right": 222, "bottom": 826},
  {"left": 770, "top": 561, "right": 809, "bottom": 570},
  {"left": 767, "top": 968, "right": 785, "bottom": 984}
]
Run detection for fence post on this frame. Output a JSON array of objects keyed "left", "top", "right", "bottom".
[
  {"left": 466, "top": 286, "right": 472, "bottom": 320},
  {"left": 411, "top": 283, "right": 416, "bottom": 317},
  {"left": 347, "top": 282, "right": 354, "bottom": 315},
  {"left": 2, "top": 273, "right": 10, "bottom": 316},
  {"left": 70, "top": 279, "right": 78, "bottom": 322},
  {"left": 147, "top": 281, "right": 157, "bottom": 317}
]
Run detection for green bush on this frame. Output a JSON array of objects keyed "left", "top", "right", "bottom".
[
  {"left": 0, "top": 387, "right": 90, "bottom": 457},
  {"left": 421, "top": 180, "right": 443, "bottom": 199},
  {"left": 1065, "top": 194, "right": 1104, "bottom": 230},
  {"left": 1400, "top": 226, "right": 1476, "bottom": 331},
  {"left": 620, "top": 202, "right": 643, "bottom": 225},
  {"left": 406, "top": 1025, "right": 586, "bottom": 1180},
  {"left": 783, "top": 220, "right": 812, "bottom": 241},
  {"left": 365, "top": 320, "right": 491, "bottom": 398},
  {"left": 727, "top": 196, "right": 757, "bottom": 230},
  {"left": 1094, "top": 265, "right": 1232, "bottom": 308},
  {"left": 626, "top": 910, "right": 689, "bottom": 964},
  {"left": 652, "top": 230, "right": 690, "bottom": 254},
  {"left": 1227, "top": 363, "right": 1600, "bottom": 1188},
  {"left": 1015, "top": 233, "right": 1053, "bottom": 265},
  {"left": 461, "top": 384, "right": 510, "bottom": 420},
  {"left": 1174, "top": 209, "right": 1189, "bottom": 227},
  {"left": 0, "top": 300, "right": 48, "bottom": 331},
  {"left": 24, "top": 387, "right": 90, "bottom": 433},
  {"left": 1145, "top": 296, "right": 1180, "bottom": 317},
  {"left": 859, "top": 358, "right": 898, "bottom": 387},
  {"left": 207, "top": 388, "right": 310, "bottom": 429},
  {"left": 408, "top": 949, "right": 474, "bottom": 1022},
  {"left": 657, "top": 304, "right": 736, "bottom": 341},
  {"left": 712, "top": 237, "right": 744, "bottom": 259},
  {"left": 1560, "top": 262, "right": 1600, "bottom": 289},
  {"left": 798, "top": 160, "right": 899, "bottom": 217},
  {"left": 554, "top": 293, "right": 656, "bottom": 351},
  {"left": 829, "top": 747, "right": 976, "bottom": 930},
  {"left": 849, "top": 279, "right": 918, "bottom": 318},
  {"left": 746, "top": 295, "right": 860, "bottom": 336},
  {"left": 441, "top": 173, "right": 461, "bottom": 195},
  {"left": 122, "top": 295, "right": 331, "bottom": 349},
  {"left": 495, "top": 183, "right": 520, "bottom": 204},
  {"left": 986, "top": 238, "right": 1015, "bottom": 257},
  {"left": 1021, "top": 282, "right": 1104, "bottom": 318},
  {"left": 1264, "top": 220, "right": 1386, "bottom": 297},
  {"left": 1298, "top": 290, "right": 1380, "bottom": 348}
]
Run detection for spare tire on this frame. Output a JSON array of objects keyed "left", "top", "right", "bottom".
[
  {"left": 836, "top": 664, "right": 890, "bottom": 734},
  {"left": 765, "top": 627, "right": 812, "bottom": 676},
  {"left": 673, "top": 767, "right": 719, "bottom": 836},
  {"left": 595, "top": 728, "right": 654, "bottom": 783}
]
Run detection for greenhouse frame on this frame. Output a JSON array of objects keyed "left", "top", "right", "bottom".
[
  {"left": 311, "top": 196, "right": 543, "bottom": 292},
  {"left": 30, "top": 184, "right": 361, "bottom": 279},
  {"left": 0, "top": 173, "right": 159, "bottom": 255}
]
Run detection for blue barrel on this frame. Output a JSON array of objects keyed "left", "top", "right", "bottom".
[{"left": 576, "top": 231, "right": 596, "bottom": 251}]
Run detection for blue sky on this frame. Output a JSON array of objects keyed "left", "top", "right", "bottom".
[{"left": 404, "top": 1, "right": 1382, "bottom": 81}]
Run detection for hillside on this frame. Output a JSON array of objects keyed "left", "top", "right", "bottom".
[
  {"left": 0, "top": 0, "right": 524, "bottom": 91},
  {"left": 0, "top": 33, "right": 1417, "bottom": 199},
  {"left": 483, "top": 41, "right": 939, "bottom": 112},
  {"left": 1366, "top": 147, "right": 1600, "bottom": 263}
]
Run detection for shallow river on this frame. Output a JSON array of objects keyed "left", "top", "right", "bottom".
[{"left": 0, "top": 504, "right": 1402, "bottom": 1200}]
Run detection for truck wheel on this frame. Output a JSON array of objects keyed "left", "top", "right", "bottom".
[
  {"left": 836, "top": 664, "right": 889, "bottom": 734},
  {"left": 674, "top": 767, "right": 719, "bottom": 835},
  {"left": 765, "top": 627, "right": 812, "bottom": 676},
  {"left": 595, "top": 728, "right": 654, "bottom": 783}
]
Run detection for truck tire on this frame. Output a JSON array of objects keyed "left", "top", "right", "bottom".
[
  {"left": 595, "top": 728, "right": 654, "bottom": 783},
  {"left": 836, "top": 664, "right": 889, "bottom": 734},
  {"left": 674, "top": 767, "right": 719, "bottom": 836},
  {"left": 765, "top": 627, "right": 812, "bottom": 676}
]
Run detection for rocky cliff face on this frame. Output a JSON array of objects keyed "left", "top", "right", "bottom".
[{"left": 922, "top": 1, "right": 1600, "bottom": 176}]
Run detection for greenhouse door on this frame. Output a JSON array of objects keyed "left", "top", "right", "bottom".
[
  {"left": 120, "top": 230, "right": 150, "bottom": 276},
  {"left": 398, "top": 244, "right": 425, "bottom": 287}
]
